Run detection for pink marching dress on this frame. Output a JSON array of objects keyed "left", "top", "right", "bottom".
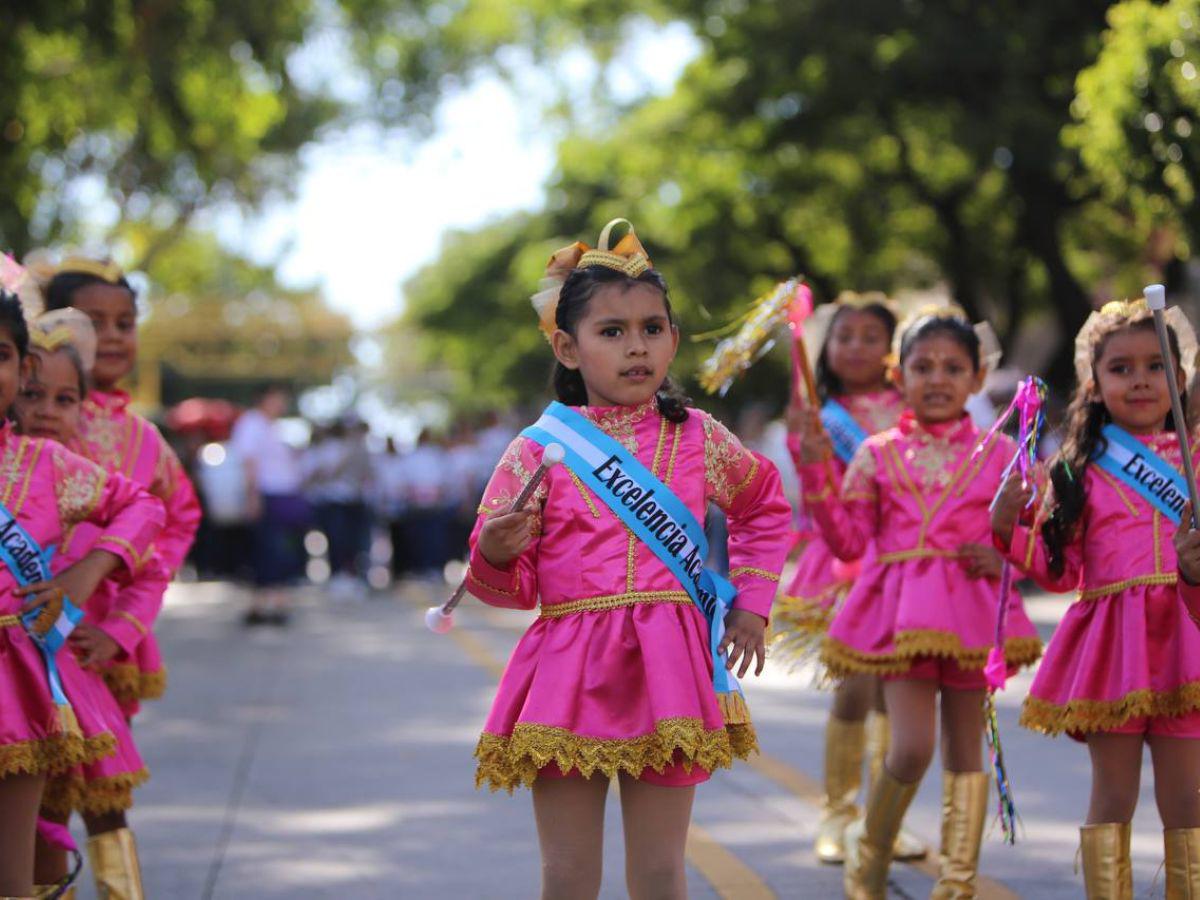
[
  {"left": 800, "top": 411, "right": 1043, "bottom": 680},
  {"left": 1003, "top": 431, "right": 1200, "bottom": 738},
  {"left": 74, "top": 389, "right": 201, "bottom": 715},
  {"left": 0, "top": 425, "right": 164, "bottom": 781},
  {"left": 773, "top": 390, "right": 904, "bottom": 658},
  {"left": 468, "top": 400, "right": 792, "bottom": 792}
]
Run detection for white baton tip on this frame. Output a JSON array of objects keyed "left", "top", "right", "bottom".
[
  {"left": 1145, "top": 283, "right": 1167, "bottom": 310},
  {"left": 425, "top": 606, "right": 454, "bottom": 633},
  {"left": 542, "top": 442, "right": 566, "bottom": 468}
]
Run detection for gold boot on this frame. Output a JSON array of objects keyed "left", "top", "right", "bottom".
[
  {"left": 844, "top": 767, "right": 919, "bottom": 900},
  {"left": 930, "top": 772, "right": 989, "bottom": 899},
  {"left": 33, "top": 888, "right": 75, "bottom": 900},
  {"left": 815, "top": 714, "right": 865, "bottom": 864},
  {"left": 865, "top": 712, "right": 929, "bottom": 862},
  {"left": 1165, "top": 827, "right": 1200, "bottom": 900},
  {"left": 1078, "top": 823, "right": 1131, "bottom": 899},
  {"left": 87, "top": 828, "right": 144, "bottom": 900}
]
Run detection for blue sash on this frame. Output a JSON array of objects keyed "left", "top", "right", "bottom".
[
  {"left": 521, "top": 403, "right": 749, "bottom": 723},
  {"left": 1095, "top": 424, "right": 1188, "bottom": 524},
  {"left": 0, "top": 503, "right": 83, "bottom": 711},
  {"left": 821, "top": 399, "right": 868, "bottom": 464}
]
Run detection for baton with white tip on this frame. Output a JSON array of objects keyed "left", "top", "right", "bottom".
[
  {"left": 424, "top": 442, "right": 566, "bottom": 633},
  {"left": 1145, "top": 284, "right": 1200, "bottom": 529}
]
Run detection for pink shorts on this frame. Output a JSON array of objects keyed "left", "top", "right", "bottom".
[
  {"left": 885, "top": 655, "right": 988, "bottom": 691},
  {"left": 538, "top": 749, "right": 710, "bottom": 787},
  {"left": 1081, "top": 707, "right": 1200, "bottom": 741}
]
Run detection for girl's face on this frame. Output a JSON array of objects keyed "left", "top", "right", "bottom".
[
  {"left": 14, "top": 350, "right": 83, "bottom": 444},
  {"left": 70, "top": 283, "right": 136, "bottom": 388},
  {"left": 894, "top": 333, "right": 984, "bottom": 424},
  {"left": 825, "top": 309, "right": 892, "bottom": 393},
  {"left": 552, "top": 282, "right": 680, "bottom": 408},
  {"left": 1093, "top": 326, "right": 1180, "bottom": 435},
  {"left": 0, "top": 328, "right": 28, "bottom": 423}
]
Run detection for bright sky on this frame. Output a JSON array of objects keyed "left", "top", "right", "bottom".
[{"left": 230, "top": 22, "right": 700, "bottom": 333}]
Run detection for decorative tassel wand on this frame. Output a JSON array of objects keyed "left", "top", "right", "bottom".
[
  {"left": 973, "top": 375, "right": 1048, "bottom": 843},
  {"left": 424, "top": 442, "right": 564, "bottom": 633}
]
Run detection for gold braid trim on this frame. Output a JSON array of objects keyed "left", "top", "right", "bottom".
[
  {"left": 0, "top": 730, "right": 116, "bottom": 779},
  {"left": 138, "top": 667, "right": 167, "bottom": 700},
  {"left": 1019, "top": 682, "right": 1200, "bottom": 736},
  {"left": 101, "top": 664, "right": 141, "bottom": 704},
  {"left": 820, "top": 631, "right": 1043, "bottom": 677},
  {"left": 41, "top": 766, "right": 150, "bottom": 816},
  {"left": 728, "top": 566, "right": 781, "bottom": 583},
  {"left": 474, "top": 716, "right": 758, "bottom": 793},
  {"left": 1079, "top": 573, "right": 1178, "bottom": 601},
  {"left": 539, "top": 591, "right": 692, "bottom": 618}
]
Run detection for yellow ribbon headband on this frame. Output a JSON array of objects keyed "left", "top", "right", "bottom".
[{"left": 55, "top": 256, "right": 125, "bottom": 284}]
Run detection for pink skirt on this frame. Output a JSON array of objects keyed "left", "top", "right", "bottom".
[
  {"left": 1021, "top": 582, "right": 1200, "bottom": 738},
  {"left": 475, "top": 601, "right": 755, "bottom": 792}
]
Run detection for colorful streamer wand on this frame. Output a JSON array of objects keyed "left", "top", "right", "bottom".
[
  {"left": 972, "top": 375, "right": 1048, "bottom": 844},
  {"left": 36, "top": 818, "right": 82, "bottom": 898}
]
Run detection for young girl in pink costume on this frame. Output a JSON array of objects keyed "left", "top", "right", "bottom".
[
  {"left": 0, "top": 290, "right": 164, "bottom": 899},
  {"left": 795, "top": 308, "right": 1043, "bottom": 899},
  {"left": 469, "top": 221, "right": 791, "bottom": 899},
  {"left": 773, "top": 292, "right": 926, "bottom": 866},
  {"left": 992, "top": 299, "right": 1200, "bottom": 897},
  {"left": 14, "top": 308, "right": 170, "bottom": 899},
  {"left": 38, "top": 257, "right": 201, "bottom": 718}
]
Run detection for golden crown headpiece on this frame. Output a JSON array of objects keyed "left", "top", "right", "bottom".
[
  {"left": 29, "top": 308, "right": 97, "bottom": 373},
  {"left": 55, "top": 255, "right": 125, "bottom": 284},
  {"left": 531, "top": 218, "right": 654, "bottom": 340},
  {"left": 1074, "top": 296, "right": 1198, "bottom": 385}
]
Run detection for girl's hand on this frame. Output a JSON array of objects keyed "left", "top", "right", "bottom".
[
  {"left": 719, "top": 609, "right": 767, "bottom": 678},
  {"left": 477, "top": 510, "right": 536, "bottom": 568},
  {"left": 69, "top": 624, "right": 121, "bottom": 668},
  {"left": 990, "top": 473, "right": 1032, "bottom": 545},
  {"left": 958, "top": 542, "right": 1004, "bottom": 580},
  {"left": 1174, "top": 503, "right": 1200, "bottom": 586},
  {"left": 16, "top": 550, "right": 121, "bottom": 623},
  {"left": 795, "top": 407, "right": 834, "bottom": 465}
]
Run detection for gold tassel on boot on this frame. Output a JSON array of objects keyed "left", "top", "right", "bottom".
[
  {"left": 930, "top": 772, "right": 989, "bottom": 900},
  {"left": 1165, "top": 827, "right": 1200, "bottom": 900},
  {"left": 1078, "top": 823, "right": 1131, "bottom": 900},
  {"left": 87, "top": 828, "right": 144, "bottom": 900},
  {"left": 844, "top": 767, "right": 920, "bottom": 900},
  {"left": 865, "top": 711, "right": 928, "bottom": 862},
  {"left": 815, "top": 714, "right": 865, "bottom": 864}
]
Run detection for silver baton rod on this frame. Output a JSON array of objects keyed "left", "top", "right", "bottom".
[
  {"left": 1145, "top": 284, "right": 1200, "bottom": 529},
  {"left": 425, "top": 442, "right": 565, "bottom": 633}
]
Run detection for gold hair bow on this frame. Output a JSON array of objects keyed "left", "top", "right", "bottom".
[{"left": 531, "top": 219, "right": 654, "bottom": 340}]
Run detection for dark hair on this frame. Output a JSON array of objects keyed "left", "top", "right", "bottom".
[
  {"left": 44, "top": 272, "right": 136, "bottom": 312},
  {"left": 551, "top": 265, "right": 690, "bottom": 423},
  {"left": 0, "top": 290, "right": 29, "bottom": 358},
  {"left": 1042, "top": 312, "right": 1187, "bottom": 575},
  {"left": 29, "top": 344, "right": 89, "bottom": 397},
  {"left": 898, "top": 313, "right": 981, "bottom": 371},
  {"left": 814, "top": 295, "right": 898, "bottom": 401}
]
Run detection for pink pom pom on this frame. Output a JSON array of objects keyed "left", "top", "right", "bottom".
[
  {"left": 984, "top": 647, "right": 1008, "bottom": 691},
  {"left": 37, "top": 817, "right": 78, "bottom": 852},
  {"left": 787, "top": 282, "right": 813, "bottom": 328}
]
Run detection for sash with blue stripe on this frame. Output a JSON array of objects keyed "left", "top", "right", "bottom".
[
  {"left": 0, "top": 503, "right": 83, "bottom": 712},
  {"left": 521, "top": 402, "right": 749, "bottom": 723},
  {"left": 820, "top": 399, "right": 868, "bottom": 464},
  {"left": 1095, "top": 424, "right": 1188, "bottom": 524}
]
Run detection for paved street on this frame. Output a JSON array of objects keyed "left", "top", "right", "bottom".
[{"left": 68, "top": 579, "right": 1176, "bottom": 898}]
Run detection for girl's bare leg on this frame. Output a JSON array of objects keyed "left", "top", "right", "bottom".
[
  {"left": 882, "top": 678, "right": 938, "bottom": 782},
  {"left": 532, "top": 775, "right": 609, "bottom": 900},
  {"left": 1148, "top": 735, "right": 1200, "bottom": 828},
  {"left": 939, "top": 688, "right": 985, "bottom": 773},
  {"left": 0, "top": 773, "right": 47, "bottom": 896},
  {"left": 831, "top": 673, "right": 877, "bottom": 722},
  {"left": 619, "top": 777, "right": 695, "bottom": 900},
  {"left": 1084, "top": 733, "right": 1143, "bottom": 824}
]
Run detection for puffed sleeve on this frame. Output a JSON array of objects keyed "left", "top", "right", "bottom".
[
  {"left": 797, "top": 441, "right": 880, "bottom": 561},
  {"left": 53, "top": 443, "right": 166, "bottom": 582},
  {"left": 148, "top": 433, "right": 202, "bottom": 575},
  {"left": 92, "top": 552, "right": 171, "bottom": 656},
  {"left": 701, "top": 415, "right": 790, "bottom": 619},
  {"left": 465, "top": 437, "right": 545, "bottom": 610}
]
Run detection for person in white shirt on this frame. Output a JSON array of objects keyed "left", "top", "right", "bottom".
[{"left": 229, "top": 384, "right": 310, "bottom": 625}]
